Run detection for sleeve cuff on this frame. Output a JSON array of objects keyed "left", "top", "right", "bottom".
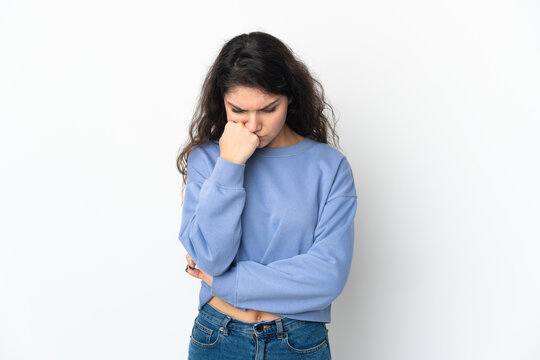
[
  {"left": 211, "top": 264, "right": 239, "bottom": 308},
  {"left": 209, "top": 157, "right": 245, "bottom": 189}
]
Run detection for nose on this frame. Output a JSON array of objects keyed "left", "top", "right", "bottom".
[{"left": 243, "top": 112, "right": 262, "bottom": 133}]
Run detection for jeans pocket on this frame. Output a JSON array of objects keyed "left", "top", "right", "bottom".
[
  {"left": 283, "top": 321, "right": 329, "bottom": 355},
  {"left": 189, "top": 314, "right": 223, "bottom": 349}
]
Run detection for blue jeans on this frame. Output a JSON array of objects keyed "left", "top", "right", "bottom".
[{"left": 188, "top": 302, "right": 332, "bottom": 359}]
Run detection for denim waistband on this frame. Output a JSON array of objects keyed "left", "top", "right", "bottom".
[{"left": 198, "top": 302, "right": 308, "bottom": 337}]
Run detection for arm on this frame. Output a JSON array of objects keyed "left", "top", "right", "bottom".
[
  {"left": 178, "top": 148, "right": 246, "bottom": 276},
  {"left": 211, "top": 157, "right": 358, "bottom": 314}
]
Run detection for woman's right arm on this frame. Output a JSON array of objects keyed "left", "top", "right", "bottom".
[{"left": 178, "top": 147, "right": 246, "bottom": 277}]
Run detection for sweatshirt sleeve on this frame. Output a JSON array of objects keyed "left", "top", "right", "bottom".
[
  {"left": 211, "top": 157, "right": 358, "bottom": 314},
  {"left": 178, "top": 148, "right": 246, "bottom": 276}
]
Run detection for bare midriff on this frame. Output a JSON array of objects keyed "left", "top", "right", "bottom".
[{"left": 208, "top": 296, "right": 284, "bottom": 323}]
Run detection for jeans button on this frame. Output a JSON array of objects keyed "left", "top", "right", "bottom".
[{"left": 255, "top": 324, "right": 263, "bottom": 332}]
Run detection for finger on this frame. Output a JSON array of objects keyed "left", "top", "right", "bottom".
[
  {"left": 186, "top": 265, "right": 199, "bottom": 277},
  {"left": 186, "top": 253, "right": 197, "bottom": 268},
  {"left": 189, "top": 268, "right": 202, "bottom": 280}
]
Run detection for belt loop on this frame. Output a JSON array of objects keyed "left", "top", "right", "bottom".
[
  {"left": 275, "top": 318, "right": 284, "bottom": 339},
  {"left": 220, "top": 315, "right": 232, "bottom": 336}
]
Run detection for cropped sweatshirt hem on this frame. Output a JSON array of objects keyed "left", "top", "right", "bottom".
[{"left": 202, "top": 281, "right": 333, "bottom": 323}]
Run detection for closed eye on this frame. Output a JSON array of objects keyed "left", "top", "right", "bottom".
[{"left": 232, "top": 107, "right": 277, "bottom": 113}]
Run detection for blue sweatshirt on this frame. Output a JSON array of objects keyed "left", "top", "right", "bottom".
[{"left": 178, "top": 136, "right": 357, "bottom": 323}]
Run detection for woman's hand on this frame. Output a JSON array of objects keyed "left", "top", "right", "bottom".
[
  {"left": 219, "top": 120, "right": 260, "bottom": 164},
  {"left": 185, "top": 253, "right": 213, "bottom": 287}
]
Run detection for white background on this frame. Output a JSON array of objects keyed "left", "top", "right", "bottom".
[{"left": 1, "top": 0, "right": 539, "bottom": 359}]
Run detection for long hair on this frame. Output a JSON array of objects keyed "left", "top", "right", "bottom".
[{"left": 176, "top": 31, "right": 341, "bottom": 201}]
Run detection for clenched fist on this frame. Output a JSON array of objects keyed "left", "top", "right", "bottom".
[{"left": 219, "top": 120, "right": 260, "bottom": 164}]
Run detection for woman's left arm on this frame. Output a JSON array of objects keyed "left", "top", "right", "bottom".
[{"left": 209, "top": 194, "right": 358, "bottom": 315}]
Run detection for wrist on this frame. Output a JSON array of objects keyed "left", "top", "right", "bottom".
[{"left": 220, "top": 155, "right": 244, "bottom": 165}]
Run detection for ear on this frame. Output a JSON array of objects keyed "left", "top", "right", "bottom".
[{"left": 288, "top": 97, "right": 292, "bottom": 105}]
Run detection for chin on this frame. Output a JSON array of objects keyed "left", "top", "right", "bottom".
[{"left": 257, "top": 137, "right": 266, "bottom": 147}]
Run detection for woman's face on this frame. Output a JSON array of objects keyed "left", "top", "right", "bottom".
[{"left": 223, "top": 86, "right": 292, "bottom": 148}]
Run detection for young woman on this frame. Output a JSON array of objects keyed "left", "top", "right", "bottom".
[{"left": 176, "top": 31, "right": 358, "bottom": 359}]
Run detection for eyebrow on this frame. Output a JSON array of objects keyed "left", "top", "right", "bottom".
[{"left": 226, "top": 98, "right": 280, "bottom": 111}]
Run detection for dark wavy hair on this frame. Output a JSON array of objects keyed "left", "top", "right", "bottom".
[{"left": 176, "top": 31, "right": 341, "bottom": 200}]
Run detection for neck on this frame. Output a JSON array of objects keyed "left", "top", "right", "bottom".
[{"left": 267, "top": 125, "right": 304, "bottom": 148}]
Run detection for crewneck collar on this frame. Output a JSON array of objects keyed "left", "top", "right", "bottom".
[
  {"left": 253, "top": 136, "right": 315, "bottom": 157},
  {"left": 210, "top": 136, "right": 316, "bottom": 157}
]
